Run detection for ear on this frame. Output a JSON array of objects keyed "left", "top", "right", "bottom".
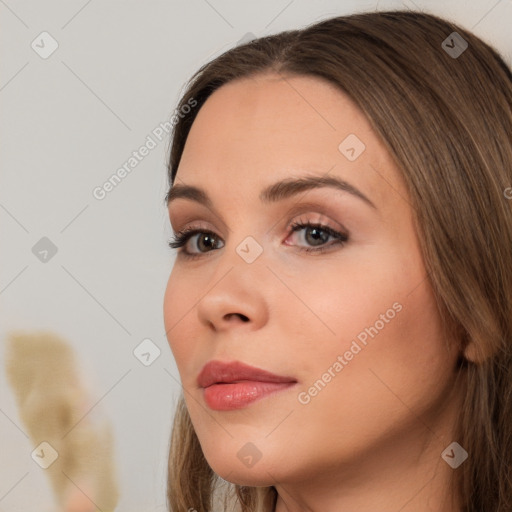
[
  {"left": 460, "top": 329, "right": 493, "bottom": 364},
  {"left": 462, "top": 340, "right": 485, "bottom": 364}
]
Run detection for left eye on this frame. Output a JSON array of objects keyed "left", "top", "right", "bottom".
[
  {"left": 287, "top": 221, "right": 348, "bottom": 251},
  {"left": 168, "top": 221, "right": 349, "bottom": 259}
]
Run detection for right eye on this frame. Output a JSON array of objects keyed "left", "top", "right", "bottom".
[{"left": 168, "top": 228, "right": 224, "bottom": 259}]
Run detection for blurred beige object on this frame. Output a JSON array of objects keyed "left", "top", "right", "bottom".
[{"left": 4, "top": 330, "right": 119, "bottom": 512}]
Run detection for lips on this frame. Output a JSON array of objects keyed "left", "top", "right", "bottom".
[
  {"left": 197, "top": 360, "right": 297, "bottom": 388},
  {"left": 197, "top": 360, "right": 297, "bottom": 411}
]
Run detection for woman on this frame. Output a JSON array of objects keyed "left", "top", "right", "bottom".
[{"left": 163, "top": 9, "right": 512, "bottom": 512}]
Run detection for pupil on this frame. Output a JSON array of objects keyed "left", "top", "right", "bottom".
[
  {"left": 199, "top": 234, "right": 215, "bottom": 251},
  {"left": 307, "top": 227, "right": 327, "bottom": 246}
]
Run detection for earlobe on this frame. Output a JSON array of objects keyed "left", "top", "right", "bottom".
[
  {"left": 462, "top": 340, "right": 483, "bottom": 364},
  {"left": 461, "top": 332, "right": 493, "bottom": 365}
]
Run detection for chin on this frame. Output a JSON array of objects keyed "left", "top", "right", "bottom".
[{"left": 201, "top": 443, "right": 281, "bottom": 487}]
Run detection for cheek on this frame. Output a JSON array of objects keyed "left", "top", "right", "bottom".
[
  {"left": 163, "top": 270, "right": 195, "bottom": 368},
  {"left": 307, "top": 274, "right": 452, "bottom": 415},
  {"left": 369, "top": 279, "right": 455, "bottom": 388},
  {"left": 288, "top": 281, "right": 454, "bottom": 463},
  {"left": 163, "top": 273, "right": 176, "bottom": 343},
  {"left": 295, "top": 239, "right": 452, "bottom": 397},
  {"left": 285, "top": 247, "right": 413, "bottom": 348}
]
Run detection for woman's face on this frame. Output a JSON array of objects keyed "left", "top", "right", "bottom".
[{"left": 164, "top": 73, "right": 461, "bottom": 490}]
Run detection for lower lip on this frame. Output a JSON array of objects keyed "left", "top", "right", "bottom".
[{"left": 203, "top": 381, "right": 296, "bottom": 411}]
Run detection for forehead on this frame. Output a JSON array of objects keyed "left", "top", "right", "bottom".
[{"left": 175, "top": 73, "right": 408, "bottom": 212}]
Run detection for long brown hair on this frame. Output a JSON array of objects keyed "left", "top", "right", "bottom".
[{"left": 164, "top": 10, "right": 512, "bottom": 511}]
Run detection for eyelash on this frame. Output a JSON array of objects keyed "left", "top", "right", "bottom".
[{"left": 168, "top": 219, "right": 349, "bottom": 260}]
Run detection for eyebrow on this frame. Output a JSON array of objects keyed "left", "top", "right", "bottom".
[{"left": 165, "top": 175, "right": 377, "bottom": 210}]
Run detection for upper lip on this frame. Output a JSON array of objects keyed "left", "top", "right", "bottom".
[{"left": 197, "top": 360, "right": 297, "bottom": 388}]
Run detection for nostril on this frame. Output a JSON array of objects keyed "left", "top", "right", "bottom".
[{"left": 226, "top": 313, "right": 249, "bottom": 322}]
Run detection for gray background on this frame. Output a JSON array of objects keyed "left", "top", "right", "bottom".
[{"left": 1, "top": 1, "right": 510, "bottom": 511}]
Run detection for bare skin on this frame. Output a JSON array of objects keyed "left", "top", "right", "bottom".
[{"left": 164, "top": 72, "right": 468, "bottom": 512}]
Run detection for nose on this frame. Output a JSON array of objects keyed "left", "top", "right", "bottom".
[
  {"left": 195, "top": 247, "right": 270, "bottom": 333},
  {"left": 197, "top": 280, "right": 269, "bottom": 332}
]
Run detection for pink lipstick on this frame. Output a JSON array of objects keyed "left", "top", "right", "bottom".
[{"left": 197, "top": 360, "right": 297, "bottom": 411}]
